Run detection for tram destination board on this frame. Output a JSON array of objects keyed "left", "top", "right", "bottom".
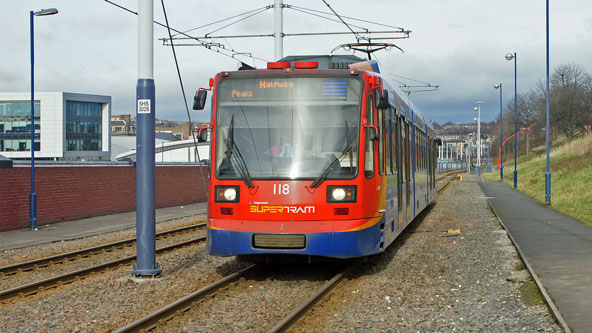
[{"left": 218, "top": 77, "right": 359, "bottom": 103}]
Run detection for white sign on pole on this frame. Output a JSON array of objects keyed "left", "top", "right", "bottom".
[{"left": 137, "top": 99, "right": 151, "bottom": 114}]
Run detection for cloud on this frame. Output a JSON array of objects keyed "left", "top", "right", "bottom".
[{"left": 3, "top": 0, "right": 592, "bottom": 127}]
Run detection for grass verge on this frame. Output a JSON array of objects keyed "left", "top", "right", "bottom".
[{"left": 484, "top": 135, "right": 592, "bottom": 226}]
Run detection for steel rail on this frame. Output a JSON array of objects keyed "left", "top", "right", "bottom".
[
  {"left": 0, "top": 223, "right": 205, "bottom": 277},
  {"left": 0, "top": 236, "right": 206, "bottom": 304},
  {"left": 269, "top": 265, "right": 352, "bottom": 332},
  {"left": 114, "top": 171, "right": 459, "bottom": 331},
  {"left": 437, "top": 170, "right": 463, "bottom": 192},
  {"left": 268, "top": 171, "right": 459, "bottom": 331},
  {"left": 114, "top": 264, "right": 257, "bottom": 333}
]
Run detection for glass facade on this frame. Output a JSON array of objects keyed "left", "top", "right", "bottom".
[
  {"left": 66, "top": 101, "right": 102, "bottom": 151},
  {"left": 0, "top": 101, "right": 40, "bottom": 152}
]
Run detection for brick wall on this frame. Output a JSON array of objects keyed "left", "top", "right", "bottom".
[{"left": 0, "top": 164, "right": 208, "bottom": 232}]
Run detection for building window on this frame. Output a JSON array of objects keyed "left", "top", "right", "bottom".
[
  {"left": 0, "top": 101, "right": 40, "bottom": 152},
  {"left": 66, "top": 101, "right": 102, "bottom": 151}
]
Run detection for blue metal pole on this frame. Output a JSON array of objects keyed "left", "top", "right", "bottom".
[
  {"left": 499, "top": 83, "right": 503, "bottom": 180},
  {"left": 131, "top": 0, "right": 161, "bottom": 276},
  {"left": 29, "top": 10, "right": 37, "bottom": 231},
  {"left": 545, "top": 0, "right": 551, "bottom": 205},
  {"left": 513, "top": 52, "right": 518, "bottom": 189},
  {"left": 476, "top": 102, "right": 481, "bottom": 176},
  {"left": 487, "top": 140, "right": 492, "bottom": 172}
]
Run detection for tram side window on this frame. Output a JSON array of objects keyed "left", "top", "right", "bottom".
[
  {"left": 365, "top": 94, "right": 375, "bottom": 178},
  {"left": 421, "top": 132, "right": 425, "bottom": 170},
  {"left": 415, "top": 132, "right": 419, "bottom": 171},
  {"left": 400, "top": 119, "right": 405, "bottom": 180},
  {"left": 391, "top": 110, "right": 401, "bottom": 172},
  {"left": 419, "top": 133, "right": 423, "bottom": 170},
  {"left": 378, "top": 108, "right": 384, "bottom": 175},
  {"left": 387, "top": 109, "right": 393, "bottom": 174},
  {"left": 414, "top": 129, "right": 418, "bottom": 172},
  {"left": 405, "top": 123, "right": 411, "bottom": 181}
]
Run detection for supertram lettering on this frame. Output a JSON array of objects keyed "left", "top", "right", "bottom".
[
  {"left": 250, "top": 206, "right": 284, "bottom": 213},
  {"left": 249, "top": 205, "right": 315, "bottom": 214},
  {"left": 285, "top": 206, "right": 315, "bottom": 214}
]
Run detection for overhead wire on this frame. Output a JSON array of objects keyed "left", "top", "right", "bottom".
[
  {"left": 321, "top": 0, "right": 365, "bottom": 42},
  {"left": 176, "top": 5, "right": 271, "bottom": 36},
  {"left": 204, "top": 7, "right": 271, "bottom": 37},
  {"left": 388, "top": 73, "right": 435, "bottom": 86},
  {"left": 288, "top": 4, "right": 406, "bottom": 30},
  {"left": 103, "top": 0, "right": 270, "bottom": 63},
  {"left": 286, "top": 6, "right": 368, "bottom": 31},
  {"left": 159, "top": 0, "right": 208, "bottom": 197}
]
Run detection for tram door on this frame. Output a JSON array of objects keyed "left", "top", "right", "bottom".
[
  {"left": 396, "top": 114, "right": 403, "bottom": 227},
  {"left": 405, "top": 121, "right": 412, "bottom": 220}
]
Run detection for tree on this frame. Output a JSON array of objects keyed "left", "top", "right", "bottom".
[{"left": 550, "top": 63, "right": 592, "bottom": 138}]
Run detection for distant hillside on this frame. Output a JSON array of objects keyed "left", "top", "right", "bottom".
[{"left": 433, "top": 121, "right": 496, "bottom": 139}]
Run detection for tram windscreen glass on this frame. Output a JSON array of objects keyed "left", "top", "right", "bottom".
[{"left": 215, "top": 77, "right": 362, "bottom": 180}]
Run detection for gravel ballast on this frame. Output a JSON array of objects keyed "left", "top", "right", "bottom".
[
  {"left": 294, "top": 177, "right": 560, "bottom": 332},
  {"left": 0, "top": 179, "right": 561, "bottom": 331}
]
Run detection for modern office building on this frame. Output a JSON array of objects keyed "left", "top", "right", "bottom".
[{"left": 0, "top": 92, "right": 111, "bottom": 161}]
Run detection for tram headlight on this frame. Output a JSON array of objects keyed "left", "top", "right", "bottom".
[
  {"left": 332, "top": 188, "right": 346, "bottom": 201},
  {"left": 215, "top": 185, "right": 240, "bottom": 203},
  {"left": 327, "top": 185, "right": 356, "bottom": 203},
  {"left": 224, "top": 188, "right": 237, "bottom": 201}
]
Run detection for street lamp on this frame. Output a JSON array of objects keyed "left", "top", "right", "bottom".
[
  {"left": 494, "top": 83, "right": 503, "bottom": 180},
  {"left": 545, "top": 0, "right": 552, "bottom": 205},
  {"left": 467, "top": 133, "right": 473, "bottom": 174},
  {"left": 473, "top": 101, "right": 482, "bottom": 176},
  {"left": 30, "top": 7, "right": 58, "bottom": 230},
  {"left": 487, "top": 138, "right": 492, "bottom": 172},
  {"left": 505, "top": 52, "right": 518, "bottom": 188}
]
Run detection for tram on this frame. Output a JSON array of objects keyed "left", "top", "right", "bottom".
[{"left": 193, "top": 55, "right": 439, "bottom": 259}]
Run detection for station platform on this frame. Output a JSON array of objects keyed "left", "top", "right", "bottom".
[
  {"left": 0, "top": 202, "right": 207, "bottom": 252},
  {"left": 480, "top": 181, "right": 592, "bottom": 333}
]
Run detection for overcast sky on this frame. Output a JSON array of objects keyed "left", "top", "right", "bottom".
[{"left": 3, "top": 1, "right": 591, "bottom": 124}]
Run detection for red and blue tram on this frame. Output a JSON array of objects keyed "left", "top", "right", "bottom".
[{"left": 194, "top": 55, "right": 439, "bottom": 259}]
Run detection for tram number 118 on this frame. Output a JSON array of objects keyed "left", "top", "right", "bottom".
[{"left": 273, "top": 184, "right": 290, "bottom": 195}]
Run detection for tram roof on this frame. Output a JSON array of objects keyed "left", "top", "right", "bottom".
[{"left": 241, "top": 54, "right": 435, "bottom": 132}]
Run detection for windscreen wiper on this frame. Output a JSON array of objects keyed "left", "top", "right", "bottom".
[
  {"left": 225, "top": 115, "right": 254, "bottom": 188},
  {"left": 231, "top": 142, "right": 254, "bottom": 188},
  {"left": 345, "top": 120, "right": 353, "bottom": 175},
  {"left": 310, "top": 122, "right": 354, "bottom": 188}
]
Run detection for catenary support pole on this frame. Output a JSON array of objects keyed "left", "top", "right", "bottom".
[
  {"left": 499, "top": 83, "right": 503, "bottom": 180},
  {"left": 513, "top": 53, "right": 518, "bottom": 188},
  {"left": 132, "top": 0, "right": 161, "bottom": 276},
  {"left": 274, "top": 0, "right": 283, "bottom": 60},
  {"left": 29, "top": 11, "right": 37, "bottom": 230}
]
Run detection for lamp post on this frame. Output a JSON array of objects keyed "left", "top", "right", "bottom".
[
  {"left": 473, "top": 101, "right": 482, "bottom": 176},
  {"left": 30, "top": 8, "right": 58, "bottom": 230},
  {"left": 487, "top": 139, "right": 492, "bottom": 172},
  {"left": 545, "top": 0, "right": 551, "bottom": 205},
  {"left": 505, "top": 52, "right": 518, "bottom": 188},
  {"left": 494, "top": 83, "right": 503, "bottom": 180}
]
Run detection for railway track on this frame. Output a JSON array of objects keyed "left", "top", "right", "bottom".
[
  {"left": 437, "top": 169, "right": 463, "bottom": 191},
  {"left": 114, "top": 174, "right": 461, "bottom": 332},
  {"left": 114, "top": 264, "right": 351, "bottom": 332},
  {"left": 0, "top": 223, "right": 205, "bottom": 278},
  {"left": 0, "top": 223, "right": 206, "bottom": 304}
]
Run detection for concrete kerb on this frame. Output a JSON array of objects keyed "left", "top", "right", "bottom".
[{"left": 485, "top": 196, "right": 571, "bottom": 333}]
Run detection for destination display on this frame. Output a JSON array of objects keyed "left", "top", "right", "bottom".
[{"left": 218, "top": 77, "right": 360, "bottom": 102}]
